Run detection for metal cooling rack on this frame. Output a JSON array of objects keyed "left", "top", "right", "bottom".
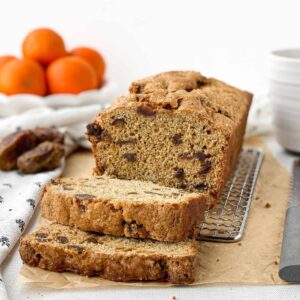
[{"left": 195, "top": 148, "right": 264, "bottom": 242}]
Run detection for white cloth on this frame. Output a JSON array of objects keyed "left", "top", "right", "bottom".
[
  {"left": 246, "top": 94, "right": 273, "bottom": 137},
  {"left": 0, "top": 83, "right": 117, "bottom": 300}
]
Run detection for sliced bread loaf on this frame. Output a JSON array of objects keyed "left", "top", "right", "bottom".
[
  {"left": 19, "top": 223, "right": 196, "bottom": 284},
  {"left": 41, "top": 176, "right": 206, "bottom": 242}
]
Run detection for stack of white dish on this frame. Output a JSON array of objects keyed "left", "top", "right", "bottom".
[{"left": 269, "top": 49, "right": 300, "bottom": 152}]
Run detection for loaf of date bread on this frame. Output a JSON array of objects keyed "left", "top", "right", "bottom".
[
  {"left": 87, "top": 71, "right": 252, "bottom": 206},
  {"left": 19, "top": 223, "right": 197, "bottom": 284},
  {"left": 41, "top": 176, "right": 206, "bottom": 242}
]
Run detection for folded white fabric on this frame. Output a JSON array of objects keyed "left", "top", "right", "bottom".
[{"left": 0, "top": 83, "right": 117, "bottom": 299}]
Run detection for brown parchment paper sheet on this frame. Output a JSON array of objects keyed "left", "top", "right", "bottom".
[{"left": 19, "top": 136, "right": 290, "bottom": 288}]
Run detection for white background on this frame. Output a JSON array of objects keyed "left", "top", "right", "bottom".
[
  {"left": 1, "top": 0, "right": 300, "bottom": 96},
  {"left": 2, "top": 0, "right": 300, "bottom": 299}
]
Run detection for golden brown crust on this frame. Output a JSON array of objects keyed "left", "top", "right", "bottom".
[
  {"left": 19, "top": 224, "right": 196, "bottom": 284},
  {"left": 105, "top": 71, "right": 251, "bottom": 134},
  {"left": 41, "top": 177, "right": 206, "bottom": 242},
  {"left": 129, "top": 71, "right": 207, "bottom": 94}
]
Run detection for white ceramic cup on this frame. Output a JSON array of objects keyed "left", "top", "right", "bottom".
[{"left": 269, "top": 49, "right": 300, "bottom": 152}]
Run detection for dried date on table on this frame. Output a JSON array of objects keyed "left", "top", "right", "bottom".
[
  {"left": 31, "top": 128, "right": 64, "bottom": 145},
  {"left": 17, "top": 141, "right": 64, "bottom": 174},
  {"left": 0, "top": 130, "right": 36, "bottom": 171}
]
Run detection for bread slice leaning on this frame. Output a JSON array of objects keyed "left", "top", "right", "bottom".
[
  {"left": 19, "top": 224, "right": 197, "bottom": 284},
  {"left": 41, "top": 176, "right": 206, "bottom": 242}
]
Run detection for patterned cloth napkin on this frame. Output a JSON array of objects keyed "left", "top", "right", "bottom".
[
  {"left": 0, "top": 167, "right": 63, "bottom": 299},
  {"left": 0, "top": 84, "right": 116, "bottom": 300}
]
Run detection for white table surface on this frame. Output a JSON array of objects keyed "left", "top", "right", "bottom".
[{"left": 2, "top": 133, "right": 300, "bottom": 300}]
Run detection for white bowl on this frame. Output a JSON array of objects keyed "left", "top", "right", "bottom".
[
  {"left": 271, "top": 94, "right": 300, "bottom": 109},
  {"left": 275, "top": 129, "right": 300, "bottom": 152},
  {"left": 269, "top": 49, "right": 300, "bottom": 152},
  {"left": 270, "top": 49, "right": 300, "bottom": 84},
  {"left": 0, "top": 80, "right": 117, "bottom": 118},
  {"left": 272, "top": 104, "right": 300, "bottom": 118},
  {"left": 271, "top": 49, "right": 300, "bottom": 66},
  {"left": 269, "top": 80, "right": 300, "bottom": 99},
  {"left": 276, "top": 123, "right": 300, "bottom": 134},
  {"left": 274, "top": 118, "right": 300, "bottom": 132},
  {"left": 273, "top": 107, "right": 300, "bottom": 120}
]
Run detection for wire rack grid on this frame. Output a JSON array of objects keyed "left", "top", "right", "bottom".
[{"left": 194, "top": 148, "right": 264, "bottom": 242}]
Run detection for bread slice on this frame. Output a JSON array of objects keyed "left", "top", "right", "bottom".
[
  {"left": 19, "top": 224, "right": 196, "bottom": 284},
  {"left": 87, "top": 71, "right": 252, "bottom": 206},
  {"left": 41, "top": 176, "right": 206, "bottom": 242}
]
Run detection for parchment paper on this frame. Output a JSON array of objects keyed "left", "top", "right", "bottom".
[{"left": 19, "top": 136, "right": 290, "bottom": 288}]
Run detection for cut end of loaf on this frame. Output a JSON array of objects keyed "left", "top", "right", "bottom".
[{"left": 89, "top": 109, "right": 226, "bottom": 204}]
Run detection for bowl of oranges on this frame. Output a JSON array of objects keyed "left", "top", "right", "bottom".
[{"left": 0, "top": 28, "right": 114, "bottom": 116}]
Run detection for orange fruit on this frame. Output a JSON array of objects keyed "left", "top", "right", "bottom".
[
  {"left": 46, "top": 56, "right": 98, "bottom": 94},
  {"left": 22, "top": 28, "right": 67, "bottom": 66},
  {"left": 0, "top": 58, "right": 47, "bottom": 96},
  {"left": 0, "top": 55, "right": 17, "bottom": 70},
  {"left": 70, "top": 47, "right": 105, "bottom": 86}
]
